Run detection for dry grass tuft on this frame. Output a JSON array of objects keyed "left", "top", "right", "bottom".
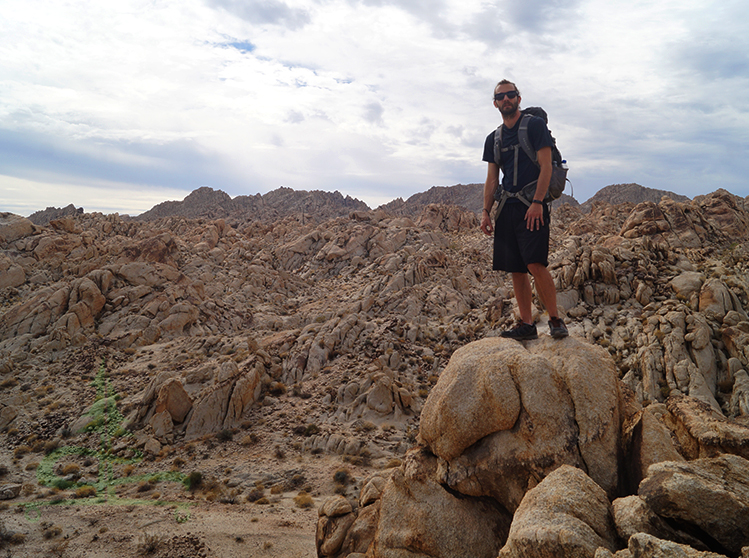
[{"left": 293, "top": 491, "right": 314, "bottom": 509}]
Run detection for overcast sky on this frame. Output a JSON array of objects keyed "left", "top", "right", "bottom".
[{"left": 1, "top": 0, "right": 748, "bottom": 216}]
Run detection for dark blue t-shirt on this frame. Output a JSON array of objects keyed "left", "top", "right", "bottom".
[{"left": 482, "top": 115, "right": 554, "bottom": 198}]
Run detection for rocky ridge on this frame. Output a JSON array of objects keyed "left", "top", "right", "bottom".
[
  {"left": 380, "top": 182, "right": 579, "bottom": 217},
  {"left": 27, "top": 204, "right": 84, "bottom": 226},
  {"left": 135, "top": 185, "right": 369, "bottom": 224},
  {"left": 579, "top": 183, "right": 690, "bottom": 214},
  {"left": 0, "top": 187, "right": 749, "bottom": 556}
]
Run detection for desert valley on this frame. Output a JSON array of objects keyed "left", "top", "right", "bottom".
[{"left": 1, "top": 183, "right": 749, "bottom": 557}]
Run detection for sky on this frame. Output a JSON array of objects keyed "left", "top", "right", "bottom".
[{"left": 1, "top": 0, "right": 748, "bottom": 216}]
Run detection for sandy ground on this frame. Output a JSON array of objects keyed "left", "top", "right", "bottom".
[
  {"left": 0, "top": 444, "right": 390, "bottom": 558},
  {"left": 2, "top": 496, "right": 318, "bottom": 557}
]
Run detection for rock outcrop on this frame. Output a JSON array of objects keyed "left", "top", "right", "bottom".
[
  {"left": 318, "top": 333, "right": 749, "bottom": 558},
  {"left": 3, "top": 185, "right": 749, "bottom": 558},
  {"left": 420, "top": 336, "right": 620, "bottom": 510}
]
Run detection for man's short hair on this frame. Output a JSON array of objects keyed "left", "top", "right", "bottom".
[{"left": 494, "top": 79, "right": 520, "bottom": 97}]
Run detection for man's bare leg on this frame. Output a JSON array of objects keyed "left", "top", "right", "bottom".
[
  {"left": 511, "top": 272, "right": 534, "bottom": 324},
  {"left": 526, "top": 263, "right": 559, "bottom": 318}
]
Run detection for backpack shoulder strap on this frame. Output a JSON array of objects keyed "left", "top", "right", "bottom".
[
  {"left": 493, "top": 125, "right": 503, "bottom": 166},
  {"left": 518, "top": 113, "right": 538, "bottom": 166}
]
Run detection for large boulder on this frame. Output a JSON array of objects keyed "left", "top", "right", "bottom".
[
  {"left": 622, "top": 403, "right": 685, "bottom": 490},
  {"left": 639, "top": 455, "right": 749, "bottom": 556},
  {"left": 627, "top": 533, "right": 730, "bottom": 558},
  {"left": 498, "top": 465, "right": 618, "bottom": 558},
  {"left": 317, "top": 495, "right": 356, "bottom": 557},
  {"left": 420, "top": 336, "right": 621, "bottom": 512},
  {"left": 612, "top": 496, "right": 709, "bottom": 552},
  {"left": 665, "top": 394, "right": 749, "bottom": 459},
  {"left": 367, "top": 448, "right": 511, "bottom": 558},
  {"left": 0, "top": 213, "right": 35, "bottom": 245}
]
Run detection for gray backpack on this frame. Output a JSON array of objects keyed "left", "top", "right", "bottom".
[{"left": 493, "top": 107, "right": 568, "bottom": 214}]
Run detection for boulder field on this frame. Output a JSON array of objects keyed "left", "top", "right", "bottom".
[{"left": 1, "top": 188, "right": 749, "bottom": 556}]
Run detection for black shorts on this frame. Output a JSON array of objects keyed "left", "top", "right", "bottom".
[{"left": 493, "top": 202, "right": 550, "bottom": 273}]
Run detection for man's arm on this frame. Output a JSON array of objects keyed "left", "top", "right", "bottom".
[
  {"left": 481, "top": 162, "right": 499, "bottom": 235},
  {"left": 524, "top": 146, "right": 552, "bottom": 231}
]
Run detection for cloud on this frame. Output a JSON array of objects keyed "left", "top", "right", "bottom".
[
  {"left": 1, "top": 0, "right": 749, "bottom": 220},
  {"left": 502, "top": 0, "right": 581, "bottom": 33},
  {"left": 286, "top": 110, "right": 305, "bottom": 123},
  {"left": 205, "top": 0, "right": 311, "bottom": 29},
  {"left": 0, "top": 127, "right": 247, "bottom": 194},
  {"left": 363, "top": 102, "right": 385, "bottom": 126}
]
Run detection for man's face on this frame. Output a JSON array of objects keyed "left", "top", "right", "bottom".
[{"left": 494, "top": 85, "right": 520, "bottom": 116}]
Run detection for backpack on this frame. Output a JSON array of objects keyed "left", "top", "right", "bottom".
[{"left": 492, "top": 107, "right": 568, "bottom": 214}]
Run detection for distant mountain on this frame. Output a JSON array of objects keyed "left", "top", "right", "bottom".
[
  {"left": 579, "top": 183, "right": 689, "bottom": 213},
  {"left": 28, "top": 204, "right": 83, "bottom": 226},
  {"left": 379, "top": 183, "right": 579, "bottom": 217},
  {"left": 25, "top": 183, "right": 692, "bottom": 226},
  {"left": 135, "top": 186, "right": 370, "bottom": 223}
]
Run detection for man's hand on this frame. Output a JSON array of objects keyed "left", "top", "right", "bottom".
[
  {"left": 481, "top": 212, "right": 494, "bottom": 235},
  {"left": 524, "top": 203, "right": 544, "bottom": 230}
]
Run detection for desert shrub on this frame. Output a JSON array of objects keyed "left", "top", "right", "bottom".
[
  {"left": 246, "top": 487, "right": 265, "bottom": 502},
  {"left": 268, "top": 381, "right": 287, "bottom": 396},
  {"left": 290, "top": 474, "right": 305, "bottom": 487},
  {"left": 137, "top": 532, "right": 164, "bottom": 555},
  {"left": 75, "top": 486, "right": 97, "bottom": 499},
  {"left": 354, "top": 421, "right": 376, "bottom": 433},
  {"left": 137, "top": 481, "right": 153, "bottom": 493},
  {"left": 254, "top": 497, "right": 270, "bottom": 505},
  {"left": 273, "top": 446, "right": 286, "bottom": 460},
  {"left": 304, "top": 424, "right": 320, "bottom": 436},
  {"left": 51, "top": 478, "right": 73, "bottom": 490},
  {"left": 240, "top": 433, "right": 259, "bottom": 446},
  {"left": 122, "top": 464, "right": 135, "bottom": 477},
  {"left": 333, "top": 468, "right": 351, "bottom": 486},
  {"left": 43, "top": 440, "right": 59, "bottom": 455},
  {"left": 13, "top": 445, "right": 31, "bottom": 458},
  {"left": 216, "top": 429, "right": 234, "bottom": 442},
  {"left": 60, "top": 463, "right": 80, "bottom": 476},
  {"left": 269, "top": 484, "right": 284, "bottom": 495},
  {"left": 42, "top": 524, "right": 63, "bottom": 539},
  {"left": 25, "top": 462, "right": 39, "bottom": 471},
  {"left": 183, "top": 471, "right": 202, "bottom": 490},
  {"left": 293, "top": 492, "right": 314, "bottom": 509}
]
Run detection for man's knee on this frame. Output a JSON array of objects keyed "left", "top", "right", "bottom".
[{"left": 526, "top": 263, "right": 548, "bottom": 276}]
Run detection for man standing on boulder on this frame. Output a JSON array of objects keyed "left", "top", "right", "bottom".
[{"left": 480, "top": 79, "right": 568, "bottom": 339}]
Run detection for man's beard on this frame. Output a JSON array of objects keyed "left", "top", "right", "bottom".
[{"left": 499, "top": 100, "right": 519, "bottom": 116}]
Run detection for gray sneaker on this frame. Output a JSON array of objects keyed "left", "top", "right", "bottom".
[
  {"left": 549, "top": 317, "right": 569, "bottom": 339},
  {"left": 501, "top": 321, "right": 538, "bottom": 340}
]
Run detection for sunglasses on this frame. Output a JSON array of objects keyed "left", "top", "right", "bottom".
[{"left": 494, "top": 91, "right": 519, "bottom": 101}]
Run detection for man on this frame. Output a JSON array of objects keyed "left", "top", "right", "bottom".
[{"left": 480, "top": 79, "right": 568, "bottom": 339}]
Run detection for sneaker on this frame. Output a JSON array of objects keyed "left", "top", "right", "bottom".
[
  {"left": 501, "top": 321, "right": 538, "bottom": 340},
  {"left": 549, "top": 317, "right": 569, "bottom": 339}
]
